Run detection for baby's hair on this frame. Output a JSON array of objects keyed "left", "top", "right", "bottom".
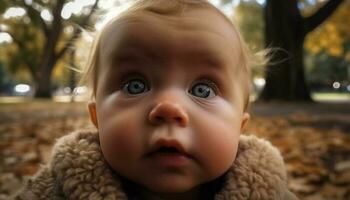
[{"left": 79, "top": 0, "right": 268, "bottom": 111}]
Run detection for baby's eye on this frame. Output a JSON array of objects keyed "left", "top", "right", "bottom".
[
  {"left": 189, "top": 82, "right": 217, "bottom": 98},
  {"left": 122, "top": 79, "right": 149, "bottom": 95}
]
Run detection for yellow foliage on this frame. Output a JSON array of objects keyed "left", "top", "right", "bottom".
[
  {"left": 14, "top": 68, "right": 32, "bottom": 82},
  {"left": 53, "top": 56, "right": 68, "bottom": 79},
  {"left": 328, "top": 46, "right": 342, "bottom": 57},
  {"left": 305, "top": 2, "right": 350, "bottom": 57},
  {"left": 52, "top": 53, "right": 76, "bottom": 84},
  {"left": 345, "top": 52, "right": 350, "bottom": 62}
]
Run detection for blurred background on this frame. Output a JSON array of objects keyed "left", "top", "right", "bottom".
[{"left": 0, "top": 0, "right": 349, "bottom": 199}]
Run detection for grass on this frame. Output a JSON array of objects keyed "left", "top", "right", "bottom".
[{"left": 312, "top": 92, "right": 350, "bottom": 101}]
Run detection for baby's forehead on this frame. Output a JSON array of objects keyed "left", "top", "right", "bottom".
[{"left": 98, "top": 7, "right": 242, "bottom": 69}]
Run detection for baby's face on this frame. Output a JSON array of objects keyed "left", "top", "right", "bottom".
[{"left": 90, "top": 7, "right": 249, "bottom": 194}]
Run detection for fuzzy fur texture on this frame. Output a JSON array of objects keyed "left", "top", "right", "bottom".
[{"left": 14, "top": 129, "right": 298, "bottom": 200}]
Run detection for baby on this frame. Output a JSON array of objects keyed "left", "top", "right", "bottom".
[{"left": 15, "top": 0, "right": 298, "bottom": 199}]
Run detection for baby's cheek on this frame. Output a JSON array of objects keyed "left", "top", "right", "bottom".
[
  {"left": 99, "top": 111, "right": 144, "bottom": 165},
  {"left": 198, "top": 123, "right": 238, "bottom": 174},
  {"left": 192, "top": 107, "right": 240, "bottom": 178}
]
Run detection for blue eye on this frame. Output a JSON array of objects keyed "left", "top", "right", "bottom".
[
  {"left": 190, "top": 83, "right": 216, "bottom": 98},
  {"left": 122, "top": 79, "right": 148, "bottom": 95}
]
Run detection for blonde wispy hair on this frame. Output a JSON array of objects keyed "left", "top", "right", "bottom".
[{"left": 79, "top": 0, "right": 267, "bottom": 111}]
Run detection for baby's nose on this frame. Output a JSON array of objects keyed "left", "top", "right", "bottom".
[{"left": 148, "top": 101, "right": 189, "bottom": 126}]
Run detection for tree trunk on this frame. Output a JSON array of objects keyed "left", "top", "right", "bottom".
[
  {"left": 32, "top": 0, "right": 99, "bottom": 98},
  {"left": 260, "top": 0, "right": 311, "bottom": 101},
  {"left": 260, "top": 0, "right": 344, "bottom": 101},
  {"left": 33, "top": 0, "right": 64, "bottom": 98},
  {"left": 35, "top": 71, "right": 53, "bottom": 98},
  {"left": 69, "top": 49, "right": 77, "bottom": 102},
  {"left": 34, "top": 59, "right": 55, "bottom": 98}
]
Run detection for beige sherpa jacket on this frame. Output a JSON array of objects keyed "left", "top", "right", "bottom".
[{"left": 14, "top": 129, "right": 298, "bottom": 200}]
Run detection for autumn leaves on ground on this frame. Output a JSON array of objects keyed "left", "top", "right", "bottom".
[{"left": 0, "top": 101, "right": 349, "bottom": 199}]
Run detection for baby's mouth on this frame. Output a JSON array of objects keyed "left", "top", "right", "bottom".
[
  {"left": 146, "top": 138, "right": 190, "bottom": 157},
  {"left": 145, "top": 146, "right": 192, "bottom": 168},
  {"left": 144, "top": 139, "right": 194, "bottom": 167},
  {"left": 151, "top": 146, "right": 184, "bottom": 155}
]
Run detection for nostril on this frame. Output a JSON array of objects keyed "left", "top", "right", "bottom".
[
  {"left": 155, "top": 116, "right": 164, "bottom": 122},
  {"left": 174, "top": 117, "right": 183, "bottom": 123},
  {"left": 148, "top": 102, "right": 189, "bottom": 126},
  {"left": 152, "top": 116, "right": 184, "bottom": 124}
]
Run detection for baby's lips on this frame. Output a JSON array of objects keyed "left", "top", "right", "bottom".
[{"left": 146, "top": 138, "right": 190, "bottom": 157}]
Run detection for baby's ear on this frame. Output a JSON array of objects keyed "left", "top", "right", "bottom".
[
  {"left": 88, "top": 102, "right": 98, "bottom": 128},
  {"left": 240, "top": 112, "right": 250, "bottom": 132}
]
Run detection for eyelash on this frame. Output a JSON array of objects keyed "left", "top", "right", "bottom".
[
  {"left": 120, "top": 72, "right": 148, "bottom": 88},
  {"left": 196, "top": 79, "right": 219, "bottom": 92},
  {"left": 191, "top": 79, "right": 220, "bottom": 97}
]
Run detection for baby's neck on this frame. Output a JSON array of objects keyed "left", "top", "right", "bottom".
[
  {"left": 121, "top": 175, "right": 225, "bottom": 200},
  {"left": 121, "top": 177, "right": 203, "bottom": 200},
  {"left": 139, "top": 187, "right": 201, "bottom": 200}
]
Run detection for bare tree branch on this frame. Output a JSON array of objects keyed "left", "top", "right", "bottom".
[
  {"left": 55, "top": 0, "right": 100, "bottom": 60},
  {"left": 35, "top": 0, "right": 65, "bottom": 80},
  {"left": 19, "top": 0, "right": 49, "bottom": 37},
  {"left": 303, "top": 0, "right": 345, "bottom": 34}
]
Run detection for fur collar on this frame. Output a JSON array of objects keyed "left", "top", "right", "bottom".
[{"left": 16, "top": 129, "right": 297, "bottom": 200}]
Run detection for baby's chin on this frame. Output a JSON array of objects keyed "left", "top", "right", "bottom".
[{"left": 135, "top": 175, "right": 204, "bottom": 194}]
